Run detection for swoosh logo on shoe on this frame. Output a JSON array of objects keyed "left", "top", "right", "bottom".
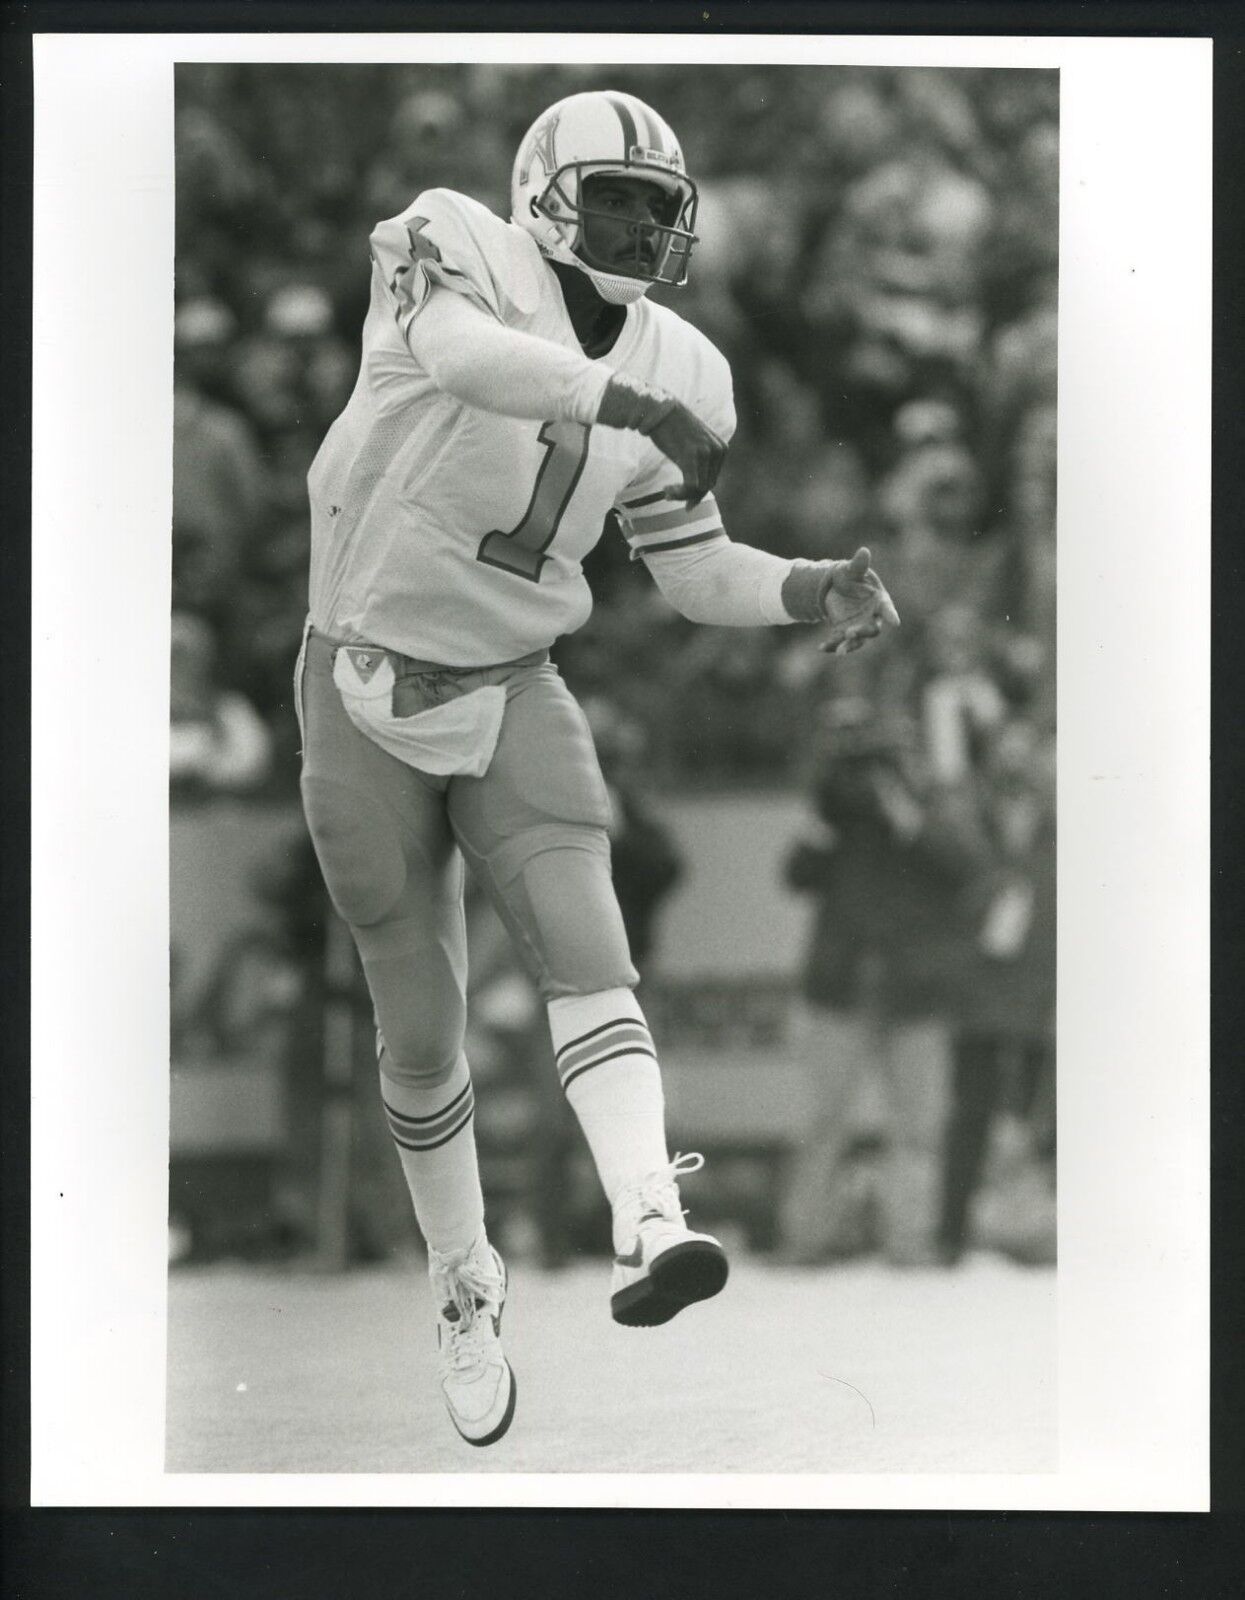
[{"left": 614, "top": 1241, "right": 644, "bottom": 1267}]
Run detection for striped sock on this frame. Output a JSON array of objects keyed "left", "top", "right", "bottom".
[
  {"left": 379, "top": 1047, "right": 484, "bottom": 1256},
  {"left": 547, "top": 988, "right": 669, "bottom": 1209}
]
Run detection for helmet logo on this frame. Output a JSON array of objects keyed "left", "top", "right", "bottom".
[
  {"left": 629, "top": 145, "right": 680, "bottom": 171},
  {"left": 521, "top": 111, "right": 561, "bottom": 185}
]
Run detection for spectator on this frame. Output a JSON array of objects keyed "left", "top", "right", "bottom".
[
  {"left": 876, "top": 444, "right": 1005, "bottom": 632},
  {"left": 172, "top": 305, "right": 267, "bottom": 624},
  {"left": 938, "top": 716, "right": 1056, "bottom": 1264},
  {"left": 779, "top": 697, "right": 975, "bottom": 1265},
  {"left": 170, "top": 612, "right": 272, "bottom": 799},
  {"left": 366, "top": 88, "right": 507, "bottom": 219},
  {"left": 919, "top": 603, "right": 1009, "bottom": 787},
  {"left": 667, "top": 626, "right": 799, "bottom": 782}
]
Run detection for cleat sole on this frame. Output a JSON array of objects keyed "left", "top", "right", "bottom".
[{"left": 611, "top": 1239, "right": 729, "bottom": 1328}]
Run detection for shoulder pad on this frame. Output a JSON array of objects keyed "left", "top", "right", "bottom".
[
  {"left": 370, "top": 187, "right": 545, "bottom": 329},
  {"left": 644, "top": 302, "right": 736, "bottom": 443}
]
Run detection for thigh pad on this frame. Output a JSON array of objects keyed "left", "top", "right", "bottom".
[
  {"left": 449, "top": 666, "right": 635, "bottom": 997},
  {"left": 299, "top": 630, "right": 455, "bottom": 927},
  {"left": 450, "top": 665, "right": 613, "bottom": 877}
]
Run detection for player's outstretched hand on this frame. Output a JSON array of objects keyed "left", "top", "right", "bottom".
[
  {"left": 647, "top": 400, "right": 727, "bottom": 506},
  {"left": 819, "top": 546, "right": 902, "bottom": 655}
]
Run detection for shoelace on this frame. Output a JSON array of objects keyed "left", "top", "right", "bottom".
[
  {"left": 443, "top": 1316, "right": 491, "bottom": 1375},
  {"left": 624, "top": 1151, "right": 706, "bottom": 1224},
  {"left": 430, "top": 1245, "right": 505, "bottom": 1373}
]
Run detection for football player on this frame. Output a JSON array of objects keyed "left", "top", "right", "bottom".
[{"left": 297, "top": 89, "right": 899, "bottom": 1446}]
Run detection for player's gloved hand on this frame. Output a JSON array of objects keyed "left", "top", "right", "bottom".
[
  {"left": 596, "top": 374, "right": 727, "bottom": 506},
  {"left": 780, "top": 549, "right": 901, "bottom": 654},
  {"left": 644, "top": 402, "right": 727, "bottom": 506},
  {"left": 818, "top": 547, "right": 901, "bottom": 654}
]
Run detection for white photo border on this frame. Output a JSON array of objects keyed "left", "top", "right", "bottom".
[{"left": 30, "top": 30, "right": 1211, "bottom": 1510}]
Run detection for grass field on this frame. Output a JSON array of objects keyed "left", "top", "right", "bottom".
[{"left": 166, "top": 1252, "right": 1056, "bottom": 1476}]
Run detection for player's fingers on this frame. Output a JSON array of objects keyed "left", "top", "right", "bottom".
[
  {"left": 702, "top": 439, "right": 726, "bottom": 496},
  {"left": 663, "top": 441, "right": 723, "bottom": 505},
  {"left": 846, "top": 546, "right": 872, "bottom": 580},
  {"left": 821, "top": 614, "right": 884, "bottom": 654},
  {"left": 675, "top": 479, "right": 708, "bottom": 505}
]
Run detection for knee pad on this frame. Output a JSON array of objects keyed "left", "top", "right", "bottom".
[
  {"left": 481, "top": 830, "right": 638, "bottom": 1000},
  {"left": 301, "top": 774, "right": 407, "bottom": 927},
  {"left": 373, "top": 994, "right": 464, "bottom": 1089},
  {"left": 355, "top": 907, "right": 468, "bottom": 1090},
  {"left": 377, "top": 1032, "right": 461, "bottom": 1092}
]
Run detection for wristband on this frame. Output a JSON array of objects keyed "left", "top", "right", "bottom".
[
  {"left": 780, "top": 560, "right": 837, "bottom": 624},
  {"left": 596, "top": 372, "right": 679, "bottom": 436}
]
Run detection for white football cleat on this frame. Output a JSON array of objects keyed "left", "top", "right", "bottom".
[
  {"left": 428, "top": 1231, "right": 516, "bottom": 1447},
  {"left": 610, "top": 1153, "right": 729, "bottom": 1328}
]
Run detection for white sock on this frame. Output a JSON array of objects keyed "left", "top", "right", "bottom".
[
  {"left": 547, "top": 988, "right": 669, "bottom": 1210},
  {"left": 379, "top": 1049, "right": 485, "bottom": 1256}
]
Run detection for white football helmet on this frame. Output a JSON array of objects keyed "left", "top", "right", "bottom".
[{"left": 511, "top": 90, "right": 699, "bottom": 304}]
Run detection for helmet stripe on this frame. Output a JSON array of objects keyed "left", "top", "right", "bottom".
[
  {"left": 637, "top": 99, "right": 664, "bottom": 155},
  {"left": 603, "top": 91, "right": 638, "bottom": 157},
  {"left": 628, "top": 95, "right": 655, "bottom": 152}
]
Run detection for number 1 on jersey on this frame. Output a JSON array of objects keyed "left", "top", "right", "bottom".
[{"left": 477, "top": 420, "right": 591, "bottom": 582}]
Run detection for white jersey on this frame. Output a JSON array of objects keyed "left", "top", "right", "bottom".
[{"left": 308, "top": 187, "right": 735, "bottom": 666}]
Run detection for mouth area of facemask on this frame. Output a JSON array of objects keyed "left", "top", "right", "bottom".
[{"left": 570, "top": 255, "right": 654, "bottom": 304}]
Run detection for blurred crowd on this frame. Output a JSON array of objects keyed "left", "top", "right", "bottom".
[
  {"left": 171, "top": 63, "right": 1057, "bottom": 1270},
  {"left": 172, "top": 61, "right": 1056, "bottom": 792}
]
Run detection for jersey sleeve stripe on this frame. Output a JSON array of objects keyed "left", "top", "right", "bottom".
[
  {"left": 637, "top": 528, "right": 727, "bottom": 557},
  {"left": 621, "top": 491, "right": 720, "bottom": 531},
  {"left": 625, "top": 503, "right": 712, "bottom": 536},
  {"left": 621, "top": 489, "right": 670, "bottom": 510},
  {"left": 622, "top": 493, "right": 721, "bottom": 548}
]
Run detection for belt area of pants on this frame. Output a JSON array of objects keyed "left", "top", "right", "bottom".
[{"left": 310, "top": 625, "right": 550, "bottom": 677}]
